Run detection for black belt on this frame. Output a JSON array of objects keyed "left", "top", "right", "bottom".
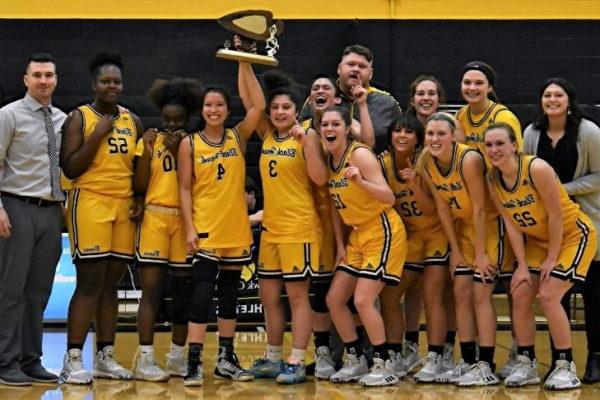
[{"left": 1, "top": 191, "right": 61, "bottom": 207}]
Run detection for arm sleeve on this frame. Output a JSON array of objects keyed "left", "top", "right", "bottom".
[{"left": 564, "top": 120, "right": 600, "bottom": 196}]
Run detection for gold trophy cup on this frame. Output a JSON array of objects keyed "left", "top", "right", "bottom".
[{"left": 216, "top": 10, "right": 283, "bottom": 66}]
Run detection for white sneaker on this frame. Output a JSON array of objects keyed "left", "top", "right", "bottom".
[
  {"left": 132, "top": 349, "right": 169, "bottom": 382},
  {"left": 388, "top": 350, "right": 407, "bottom": 378},
  {"left": 441, "top": 343, "right": 456, "bottom": 372},
  {"left": 434, "top": 359, "right": 470, "bottom": 384},
  {"left": 93, "top": 346, "right": 133, "bottom": 380},
  {"left": 359, "top": 358, "right": 399, "bottom": 387},
  {"left": 330, "top": 353, "right": 369, "bottom": 383},
  {"left": 402, "top": 341, "right": 422, "bottom": 372},
  {"left": 414, "top": 351, "right": 443, "bottom": 383},
  {"left": 166, "top": 351, "right": 187, "bottom": 377},
  {"left": 499, "top": 343, "right": 518, "bottom": 379},
  {"left": 59, "top": 349, "right": 93, "bottom": 385},
  {"left": 456, "top": 361, "right": 500, "bottom": 387},
  {"left": 544, "top": 360, "right": 581, "bottom": 390},
  {"left": 314, "top": 346, "right": 336, "bottom": 380},
  {"left": 504, "top": 355, "right": 540, "bottom": 387}
]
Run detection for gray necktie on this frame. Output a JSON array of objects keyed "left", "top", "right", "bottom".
[{"left": 41, "top": 107, "right": 64, "bottom": 201}]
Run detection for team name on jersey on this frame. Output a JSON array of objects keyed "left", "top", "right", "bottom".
[
  {"left": 328, "top": 177, "right": 349, "bottom": 189},
  {"left": 465, "top": 133, "right": 482, "bottom": 144},
  {"left": 502, "top": 194, "right": 536, "bottom": 209},
  {"left": 433, "top": 180, "right": 463, "bottom": 192},
  {"left": 261, "top": 146, "right": 297, "bottom": 157},
  {"left": 198, "top": 147, "right": 238, "bottom": 164}
]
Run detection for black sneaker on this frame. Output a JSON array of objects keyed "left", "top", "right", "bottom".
[
  {"left": 21, "top": 362, "right": 58, "bottom": 383},
  {"left": 183, "top": 347, "right": 203, "bottom": 387},
  {"left": 214, "top": 353, "right": 253, "bottom": 381},
  {"left": 583, "top": 352, "right": 600, "bottom": 384},
  {"left": 0, "top": 367, "right": 33, "bottom": 386}
]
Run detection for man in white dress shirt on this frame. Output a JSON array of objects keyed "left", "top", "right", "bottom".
[{"left": 0, "top": 53, "right": 66, "bottom": 386}]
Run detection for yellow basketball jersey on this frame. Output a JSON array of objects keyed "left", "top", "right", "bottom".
[
  {"left": 423, "top": 143, "right": 497, "bottom": 222},
  {"left": 380, "top": 152, "right": 438, "bottom": 231},
  {"left": 259, "top": 128, "right": 320, "bottom": 243},
  {"left": 190, "top": 129, "right": 252, "bottom": 247},
  {"left": 490, "top": 155, "right": 584, "bottom": 241},
  {"left": 328, "top": 141, "right": 392, "bottom": 227},
  {"left": 134, "top": 132, "right": 180, "bottom": 208},
  {"left": 456, "top": 101, "right": 523, "bottom": 154},
  {"left": 72, "top": 105, "right": 138, "bottom": 197}
]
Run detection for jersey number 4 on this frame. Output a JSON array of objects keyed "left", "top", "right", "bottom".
[{"left": 217, "top": 163, "right": 226, "bottom": 180}]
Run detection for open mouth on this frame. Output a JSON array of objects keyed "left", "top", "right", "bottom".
[
  {"left": 315, "top": 96, "right": 327, "bottom": 105},
  {"left": 325, "top": 135, "right": 336, "bottom": 142}
]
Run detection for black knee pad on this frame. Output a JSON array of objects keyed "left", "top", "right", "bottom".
[
  {"left": 216, "top": 269, "right": 241, "bottom": 320},
  {"left": 171, "top": 275, "right": 194, "bottom": 325},
  {"left": 310, "top": 280, "right": 331, "bottom": 313},
  {"left": 189, "top": 258, "right": 219, "bottom": 324}
]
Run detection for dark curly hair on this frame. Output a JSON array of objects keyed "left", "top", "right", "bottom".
[
  {"left": 147, "top": 78, "right": 204, "bottom": 115},
  {"left": 262, "top": 70, "right": 305, "bottom": 114},
  {"left": 89, "top": 50, "right": 123, "bottom": 78}
]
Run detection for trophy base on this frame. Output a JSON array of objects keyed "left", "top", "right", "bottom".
[{"left": 216, "top": 49, "right": 279, "bottom": 66}]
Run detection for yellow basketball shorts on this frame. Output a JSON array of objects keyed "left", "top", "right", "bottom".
[
  {"left": 196, "top": 246, "right": 252, "bottom": 266},
  {"left": 525, "top": 218, "right": 596, "bottom": 283},
  {"left": 404, "top": 223, "right": 450, "bottom": 272},
  {"left": 316, "top": 213, "right": 335, "bottom": 280},
  {"left": 67, "top": 188, "right": 135, "bottom": 262},
  {"left": 456, "top": 216, "right": 514, "bottom": 283},
  {"left": 135, "top": 205, "right": 191, "bottom": 268},
  {"left": 337, "top": 209, "right": 407, "bottom": 286},
  {"left": 258, "top": 236, "right": 321, "bottom": 281}
]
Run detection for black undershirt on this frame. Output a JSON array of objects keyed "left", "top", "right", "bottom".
[{"left": 536, "top": 131, "right": 578, "bottom": 184}]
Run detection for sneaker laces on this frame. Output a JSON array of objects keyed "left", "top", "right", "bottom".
[
  {"left": 68, "top": 351, "right": 85, "bottom": 369},
  {"left": 101, "top": 348, "right": 124, "bottom": 370},
  {"left": 371, "top": 359, "right": 386, "bottom": 373},
  {"left": 548, "top": 360, "right": 571, "bottom": 379},
  {"left": 341, "top": 353, "right": 359, "bottom": 369},
  {"left": 221, "top": 352, "right": 244, "bottom": 372}
]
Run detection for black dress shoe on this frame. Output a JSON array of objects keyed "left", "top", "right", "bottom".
[
  {"left": 0, "top": 367, "right": 33, "bottom": 386},
  {"left": 21, "top": 363, "right": 58, "bottom": 383},
  {"left": 583, "top": 352, "right": 600, "bottom": 384}
]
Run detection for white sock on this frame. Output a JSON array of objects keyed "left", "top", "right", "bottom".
[
  {"left": 170, "top": 343, "right": 185, "bottom": 357},
  {"left": 139, "top": 345, "right": 154, "bottom": 355},
  {"left": 266, "top": 345, "right": 282, "bottom": 363},
  {"left": 290, "top": 348, "right": 306, "bottom": 364}
]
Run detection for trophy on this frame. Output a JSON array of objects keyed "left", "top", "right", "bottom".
[{"left": 216, "top": 10, "right": 283, "bottom": 66}]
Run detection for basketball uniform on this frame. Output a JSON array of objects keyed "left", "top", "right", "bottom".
[
  {"left": 328, "top": 141, "right": 406, "bottom": 285},
  {"left": 423, "top": 143, "right": 511, "bottom": 281},
  {"left": 189, "top": 129, "right": 252, "bottom": 265},
  {"left": 134, "top": 132, "right": 191, "bottom": 268},
  {"left": 258, "top": 127, "right": 321, "bottom": 280},
  {"left": 380, "top": 152, "right": 449, "bottom": 271},
  {"left": 67, "top": 104, "right": 138, "bottom": 262},
  {"left": 490, "top": 155, "right": 596, "bottom": 282}
]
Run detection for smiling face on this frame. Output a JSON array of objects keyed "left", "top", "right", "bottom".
[
  {"left": 461, "top": 70, "right": 491, "bottom": 106},
  {"left": 337, "top": 52, "right": 373, "bottom": 93},
  {"left": 411, "top": 80, "right": 440, "bottom": 120},
  {"left": 425, "top": 119, "right": 454, "bottom": 159},
  {"left": 321, "top": 109, "right": 351, "bottom": 153},
  {"left": 269, "top": 94, "right": 297, "bottom": 132},
  {"left": 309, "top": 77, "right": 338, "bottom": 112},
  {"left": 541, "top": 83, "right": 569, "bottom": 119},
  {"left": 92, "top": 65, "right": 123, "bottom": 105},
  {"left": 202, "top": 90, "right": 229, "bottom": 128},
  {"left": 484, "top": 127, "right": 517, "bottom": 168},
  {"left": 24, "top": 61, "right": 57, "bottom": 105},
  {"left": 391, "top": 126, "right": 418, "bottom": 155}
]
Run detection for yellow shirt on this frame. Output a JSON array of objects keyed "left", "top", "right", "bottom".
[
  {"left": 134, "top": 132, "right": 180, "bottom": 208},
  {"left": 190, "top": 129, "right": 252, "bottom": 247},
  {"left": 423, "top": 143, "right": 497, "bottom": 222},
  {"left": 456, "top": 101, "right": 523, "bottom": 155},
  {"left": 328, "top": 141, "right": 391, "bottom": 227},
  {"left": 380, "top": 152, "right": 438, "bottom": 231},
  {"left": 72, "top": 104, "right": 138, "bottom": 197},
  {"left": 490, "top": 155, "right": 584, "bottom": 242},
  {"left": 259, "top": 128, "right": 320, "bottom": 243}
]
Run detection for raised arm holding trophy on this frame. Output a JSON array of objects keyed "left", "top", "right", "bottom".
[{"left": 216, "top": 10, "right": 283, "bottom": 66}]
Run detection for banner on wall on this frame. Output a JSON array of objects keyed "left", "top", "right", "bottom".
[{"left": 43, "top": 234, "right": 76, "bottom": 322}]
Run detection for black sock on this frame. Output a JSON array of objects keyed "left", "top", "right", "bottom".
[
  {"left": 517, "top": 345, "right": 536, "bottom": 360},
  {"left": 372, "top": 343, "right": 390, "bottom": 360},
  {"left": 460, "top": 341, "right": 477, "bottom": 364},
  {"left": 388, "top": 342, "right": 403, "bottom": 354},
  {"left": 188, "top": 343, "right": 203, "bottom": 364},
  {"left": 405, "top": 331, "right": 419, "bottom": 344},
  {"left": 67, "top": 342, "right": 83, "bottom": 351},
  {"left": 314, "top": 331, "right": 330, "bottom": 350},
  {"left": 428, "top": 345, "right": 444, "bottom": 355},
  {"left": 356, "top": 326, "right": 367, "bottom": 342},
  {"left": 96, "top": 341, "right": 114, "bottom": 352},
  {"left": 218, "top": 336, "right": 234, "bottom": 359},
  {"left": 478, "top": 346, "right": 496, "bottom": 368},
  {"left": 553, "top": 348, "right": 573, "bottom": 363},
  {"left": 345, "top": 339, "right": 363, "bottom": 357},
  {"left": 445, "top": 331, "right": 456, "bottom": 346}
]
